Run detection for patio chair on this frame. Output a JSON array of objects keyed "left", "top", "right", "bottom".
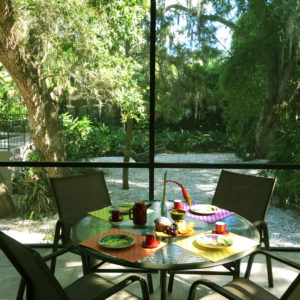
[
  {"left": 168, "top": 170, "right": 276, "bottom": 292},
  {"left": 188, "top": 249, "right": 300, "bottom": 300},
  {"left": 50, "top": 172, "right": 111, "bottom": 274},
  {"left": 50, "top": 172, "right": 154, "bottom": 292},
  {"left": 0, "top": 231, "right": 150, "bottom": 300}
]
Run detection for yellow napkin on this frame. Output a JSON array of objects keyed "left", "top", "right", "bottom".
[
  {"left": 88, "top": 206, "right": 123, "bottom": 222},
  {"left": 174, "top": 232, "right": 260, "bottom": 263}
]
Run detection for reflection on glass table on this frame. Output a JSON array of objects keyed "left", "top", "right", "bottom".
[{"left": 71, "top": 201, "right": 260, "bottom": 300}]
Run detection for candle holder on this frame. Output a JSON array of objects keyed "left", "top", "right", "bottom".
[{"left": 160, "top": 170, "right": 168, "bottom": 217}]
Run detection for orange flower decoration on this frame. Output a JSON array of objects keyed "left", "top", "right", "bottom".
[{"left": 166, "top": 180, "right": 192, "bottom": 206}]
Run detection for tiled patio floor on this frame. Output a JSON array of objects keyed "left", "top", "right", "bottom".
[{"left": 0, "top": 247, "right": 299, "bottom": 300}]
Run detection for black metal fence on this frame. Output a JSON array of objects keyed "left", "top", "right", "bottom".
[{"left": 0, "top": 114, "right": 29, "bottom": 150}]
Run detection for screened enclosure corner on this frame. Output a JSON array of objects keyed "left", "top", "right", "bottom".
[{"left": 0, "top": 0, "right": 299, "bottom": 251}]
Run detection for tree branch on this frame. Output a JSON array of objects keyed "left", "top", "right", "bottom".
[{"left": 165, "top": 4, "right": 236, "bottom": 30}]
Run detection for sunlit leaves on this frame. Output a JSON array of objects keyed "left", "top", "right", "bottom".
[{"left": 10, "top": 0, "right": 149, "bottom": 123}]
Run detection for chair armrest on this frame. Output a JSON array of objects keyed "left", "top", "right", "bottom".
[
  {"left": 54, "top": 218, "right": 75, "bottom": 246},
  {"left": 253, "top": 220, "right": 267, "bottom": 230},
  {"left": 43, "top": 244, "right": 76, "bottom": 262},
  {"left": 188, "top": 279, "right": 242, "bottom": 300},
  {"left": 53, "top": 219, "right": 63, "bottom": 248},
  {"left": 245, "top": 249, "right": 300, "bottom": 278},
  {"left": 91, "top": 275, "right": 149, "bottom": 300}
]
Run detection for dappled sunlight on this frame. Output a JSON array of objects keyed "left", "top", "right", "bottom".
[
  {"left": 240, "top": 260, "right": 298, "bottom": 296},
  {"left": 0, "top": 154, "right": 299, "bottom": 247},
  {"left": 65, "top": 261, "right": 83, "bottom": 268},
  {"left": 128, "top": 181, "right": 149, "bottom": 188},
  {"left": 2, "top": 230, "right": 46, "bottom": 244},
  {"left": 194, "top": 183, "right": 216, "bottom": 192},
  {"left": 0, "top": 216, "right": 57, "bottom": 243}
]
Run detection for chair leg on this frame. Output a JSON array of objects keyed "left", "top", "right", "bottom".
[
  {"left": 266, "top": 254, "right": 273, "bottom": 287},
  {"left": 233, "top": 260, "right": 240, "bottom": 279},
  {"left": 260, "top": 222, "right": 273, "bottom": 287},
  {"left": 16, "top": 278, "right": 26, "bottom": 300},
  {"left": 223, "top": 260, "right": 240, "bottom": 279},
  {"left": 81, "top": 253, "right": 91, "bottom": 275},
  {"left": 50, "top": 222, "right": 62, "bottom": 274},
  {"left": 252, "top": 221, "right": 273, "bottom": 287},
  {"left": 147, "top": 273, "right": 154, "bottom": 294},
  {"left": 168, "top": 272, "right": 175, "bottom": 292},
  {"left": 50, "top": 237, "right": 60, "bottom": 273}
]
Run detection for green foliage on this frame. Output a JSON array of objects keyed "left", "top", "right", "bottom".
[
  {"left": 267, "top": 110, "right": 300, "bottom": 209},
  {"left": 0, "top": 65, "right": 27, "bottom": 115},
  {"left": 11, "top": 0, "right": 149, "bottom": 125},
  {"left": 61, "top": 112, "right": 231, "bottom": 158},
  {"left": 271, "top": 170, "right": 300, "bottom": 209},
  {"left": 62, "top": 113, "right": 95, "bottom": 161},
  {"left": 220, "top": 0, "right": 300, "bottom": 161},
  {"left": 62, "top": 113, "right": 127, "bottom": 159},
  {"left": 132, "top": 119, "right": 149, "bottom": 153},
  {"left": 219, "top": 7, "right": 267, "bottom": 159},
  {"left": 13, "top": 150, "right": 55, "bottom": 220},
  {"left": 157, "top": 129, "right": 232, "bottom": 153},
  {"left": 14, "top": 167, "right": 55, "bottom": 220}
]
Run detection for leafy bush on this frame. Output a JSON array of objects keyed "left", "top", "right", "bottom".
[
  {"left": 267, "top": 113, "right": 300, "bottom": 209},
  {"left": 62, "top": 113, "right": 96, "bottom": 160},
  {"left": 272, "top": 170, "right": 300, "bottom": 209},
  {"left": 157, "top": 129, "right": 232, "bottom": 153},
  {"left": 13, "top": 166, "right": 55, "bottom": 220}
]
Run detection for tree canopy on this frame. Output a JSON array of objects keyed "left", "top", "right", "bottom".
[{"left": 0, "top": 0, "right": 299, "bottom": 162}]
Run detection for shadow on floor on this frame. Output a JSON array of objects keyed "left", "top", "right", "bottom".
[{"left": 0, "top": 248, "right": 299, "bottom": 300}]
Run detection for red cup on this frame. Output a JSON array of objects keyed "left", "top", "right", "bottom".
[
  {"left": 145, "top": 230, "right": 156, "bottom": 246},
  {"left": 174, "top": 200, "right": 182, "bottom": 209},
  {"left": 111, "top": 208, "right": 120, "bottom": 221},
  {"left": 215, "top": 221, "right": 226, "bottom": 234}
]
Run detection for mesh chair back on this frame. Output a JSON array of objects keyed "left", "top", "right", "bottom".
[
  {"left": 50, "top": 172, "right": 111, "bottom": 224},
  {"left": 0, "top": 232, "right": 68, "bottom": 300},
  {"left": 212, "top": 170, "right": 276, "bottom": 223}
]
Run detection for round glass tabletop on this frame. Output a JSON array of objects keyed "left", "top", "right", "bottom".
[{"left": 71, "top": 201, "right": 260, "bottom": 270}]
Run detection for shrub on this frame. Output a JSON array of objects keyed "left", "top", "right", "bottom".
[
  {"left": 62, "top": 113, "right": 96, "bottom": 160},
  {"left": 267, "top": 113, "right": 300, "bottom": 209},
  {"left": 13, "top": 166, "right": 55, "bottom": 220},
  {"left": 157, "top": 129, "right": 232, "bottom": 153}
]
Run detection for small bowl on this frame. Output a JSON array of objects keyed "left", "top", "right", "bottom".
[{"left": 170, "top": 209, "right": 186, "bottom": 222}]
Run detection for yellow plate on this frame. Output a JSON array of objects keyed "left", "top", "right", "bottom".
[
  {"left": 190, "top": 204, "right": 219, "bottom": 215},
  {"left": 196, "top": 234, "right": 233, "bottom": 249}
]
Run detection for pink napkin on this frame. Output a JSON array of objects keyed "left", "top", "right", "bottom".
[{"left": 182, "top": 203, "right": 234, "bottom": 223}]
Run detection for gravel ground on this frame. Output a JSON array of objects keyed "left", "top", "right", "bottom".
[{"left": 1, "top": 153, "right": 299, "bottom": 247}]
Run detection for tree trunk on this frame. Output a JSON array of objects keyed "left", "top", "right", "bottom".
[
  {"left": 122, "top": 118, "right": 133, "bottom": 189},
  {"left": 255, "top": 103, "right": 281, "bottom": 158},
  {"left": 0, "top": 172, "right": 16, "bottom": 218},
  {"left": 0, "top": 0, "right": 67, "bottom": 178},
  {"left": 255, "top": 50, "right": 280, "bottom": 158},
  {"left": 255, "top": 46, "right": 298, "bottom": 158}
]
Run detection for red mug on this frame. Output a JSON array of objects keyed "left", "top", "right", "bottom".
[
  {"left": 145, "top": 230, "right": 156, "bottom": 246},
  {"left": 215, "top": 221, "right": 226, "bottom": 234},
  {"left": 111, "top": 208, "right": 120, "bottom": 221},
  {"left": 174, "top": 200, "right": 182, "bottom": 209}
]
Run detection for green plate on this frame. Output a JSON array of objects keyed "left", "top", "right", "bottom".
[
  {"left": 98, "top": 234, "right": 136, "bottom": 249},
  {"left": 196, "top": 234, "right": 233, "bottom": 249},
  {"left": 110, "top": 203, "right": 134, "bottom": 214}
]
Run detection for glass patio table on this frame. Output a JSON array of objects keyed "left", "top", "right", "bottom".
[{"left": 71, "top": 200, "right": 260, "bottom": 300}]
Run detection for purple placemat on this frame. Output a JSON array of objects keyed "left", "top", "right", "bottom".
[{"left": 182, "top": 203, "right": 235, "bottom": 223}]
